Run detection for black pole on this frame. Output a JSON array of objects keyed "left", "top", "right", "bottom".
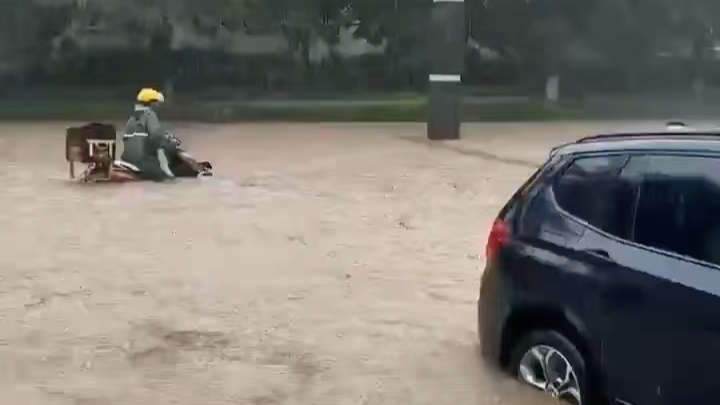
[{"left": 427, "top": 0, "right": 465, "bottom": 141}]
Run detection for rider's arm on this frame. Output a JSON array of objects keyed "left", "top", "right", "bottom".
[{"left": 145, "top": 110, "right": 171, "bottom": 150}]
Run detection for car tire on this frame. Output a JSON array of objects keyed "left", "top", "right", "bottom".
[{"left": 509, "top": 330, "right": 589, "bottom": 405}]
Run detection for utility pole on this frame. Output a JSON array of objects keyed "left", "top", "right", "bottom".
[{"left": 427, "top": 0, "right": 465, "bottom": 140}]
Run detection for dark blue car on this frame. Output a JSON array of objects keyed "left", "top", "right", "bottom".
[{"left": 479, "top": 125, "right": 720, "bottom": 405}]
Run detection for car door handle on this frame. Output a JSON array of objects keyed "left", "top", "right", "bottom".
[{"left": 584, "top": 249, "right": 610, "bottom": 258}]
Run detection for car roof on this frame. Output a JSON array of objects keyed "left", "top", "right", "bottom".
[{"left": 553, "top": 122, "right": 720, "bottom": 157}]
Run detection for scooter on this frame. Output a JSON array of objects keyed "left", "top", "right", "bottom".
[
  {"left": 66, "top": 123, "right": 213, "bottom": 183},
  {"left": 111, "top": 148, "right": 213, "bottom": 181}
]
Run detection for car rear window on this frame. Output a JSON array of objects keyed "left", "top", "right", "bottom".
[
  {"left": 498, "top": 156, "right": 556, "bottom": 220},
  {"left": 552, "top": 155, "right": 635, "bottom": 239}
]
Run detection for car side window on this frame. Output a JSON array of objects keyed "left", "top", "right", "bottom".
[
  {"left": 623, "top": 155, "right": 720, "bottom": 266},
  {"left": 552, "top": 155, "right": 635, "bottom": 239}
]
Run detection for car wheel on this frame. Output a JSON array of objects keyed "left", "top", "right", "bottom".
[{"left": 509, "top": 330, "right": 588, "bottom": 405}]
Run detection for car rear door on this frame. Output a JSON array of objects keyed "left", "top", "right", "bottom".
[{"left": 612, "top": 153, "right": 720, "bottom": 404}]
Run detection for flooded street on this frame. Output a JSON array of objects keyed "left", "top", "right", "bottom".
[{"left": 0, "top": 122, "right": 642, "bottom": 405}]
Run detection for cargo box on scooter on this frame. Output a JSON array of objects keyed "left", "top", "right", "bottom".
[{"left": 65, "top": 123, "right": 116, "bottom": 164}]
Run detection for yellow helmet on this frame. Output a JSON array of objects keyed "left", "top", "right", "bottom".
[{"left": 137, "top": 88, "right": 165, "bottom": 103}]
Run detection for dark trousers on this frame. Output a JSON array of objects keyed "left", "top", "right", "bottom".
[{"left": 133, "top": 156, "right": 173, "bottom": 182}]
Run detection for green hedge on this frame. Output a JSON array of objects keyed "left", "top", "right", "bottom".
[{"left": 0, "top": 99, "right": 586, "bottom": 122}]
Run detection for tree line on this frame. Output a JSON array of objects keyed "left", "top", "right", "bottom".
[{"left": 0, "top": 0, "right": 719, "bottom": 98}]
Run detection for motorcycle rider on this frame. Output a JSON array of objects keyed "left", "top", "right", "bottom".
[{"left": 121, "top": 88, "right": 176, "bottom": 181}]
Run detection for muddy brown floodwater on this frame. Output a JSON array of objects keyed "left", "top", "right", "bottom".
[{"left": 0, "top": 122, "right": 654, "bottom": 405}]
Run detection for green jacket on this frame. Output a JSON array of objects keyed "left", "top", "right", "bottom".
[{"left": 121, "top": 104, "right": 174, "bottom": 181}]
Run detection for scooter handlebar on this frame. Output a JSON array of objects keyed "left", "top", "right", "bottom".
[{"left": 165, "top": 132, "right": 182, "bottom": 146}]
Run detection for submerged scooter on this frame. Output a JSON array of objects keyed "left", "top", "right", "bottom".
[
  {"left": 66, "top": 123, "right": 213, "bottom": 183},
  {"left": 111, "top": 132, "right": 213, "bottom": 182}
]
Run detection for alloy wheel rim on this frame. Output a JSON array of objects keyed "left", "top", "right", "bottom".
[{"left": 517, "top": 345, "right": 582, "bottom": 405}]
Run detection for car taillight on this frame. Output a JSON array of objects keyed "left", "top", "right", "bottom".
[{"left": 486, "top": 218, "right": 510, "bottom": 261}]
